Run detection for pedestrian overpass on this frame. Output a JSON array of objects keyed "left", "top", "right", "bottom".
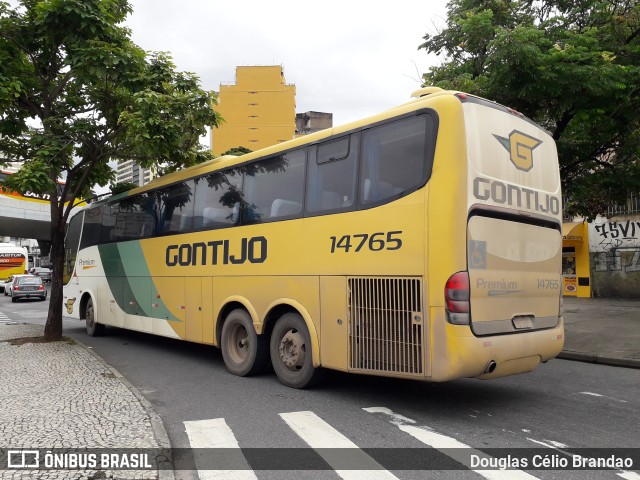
[
  {"left": 0, "top": 191, "right": 54, "bottom": 249},
  {"left": 0, "top": 193, "right": 52, "bottom": 240}
]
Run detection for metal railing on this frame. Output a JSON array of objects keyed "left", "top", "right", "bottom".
[
  {"left": 605, "top": 192, "right": 640, "bottom": 217},
  {"left": 563, "top": 193, "right": 640, "bottom": 220}
]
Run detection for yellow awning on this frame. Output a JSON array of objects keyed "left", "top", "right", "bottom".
[{"left": 562, "top": 222, "right": 586, "bottom": 241}]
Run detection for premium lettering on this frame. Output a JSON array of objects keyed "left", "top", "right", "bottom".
[
  {"left": 473, "top": 176, "right": 560, "bottom": 216},
  {"left": 166, "top": 236, "right": 267, "bottom": 266}
]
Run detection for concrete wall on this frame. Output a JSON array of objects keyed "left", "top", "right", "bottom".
[{"left": 589, "top": 216, "right": 640, "bottom": 299}]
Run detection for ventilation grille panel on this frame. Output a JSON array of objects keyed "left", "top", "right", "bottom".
[{"left": 348, "top": 277, "right": 424, "bottom": 376}]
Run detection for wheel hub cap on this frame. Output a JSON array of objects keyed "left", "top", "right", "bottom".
[{"left": 279, "top": 329, "right": 305, "bottom": 371}]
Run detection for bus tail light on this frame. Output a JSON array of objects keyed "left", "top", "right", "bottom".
[{"left": 445, "top": 271, "right": 470, "bottom": 325}]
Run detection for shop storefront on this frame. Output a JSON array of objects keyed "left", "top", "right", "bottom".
[{"left": 562, "top": 222, "right": 591, "bottom": 297}]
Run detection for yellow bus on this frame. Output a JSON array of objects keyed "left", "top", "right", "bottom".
[
  {"left": 0, "top": 243, "right": 29, "bottom": 285},
  {"left": 62, "top": 88, "right": 564, "bottom": 388}
]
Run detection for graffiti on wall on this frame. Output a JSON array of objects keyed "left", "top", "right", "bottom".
[
  {"left": 592, "top": 249, "right": 640, "bottom": 272},
  {"left": 589, "top": 221, "right": 640, "bottom": 273}
]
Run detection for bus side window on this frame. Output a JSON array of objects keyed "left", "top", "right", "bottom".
[
  {"left": 242, "top": 149, "right": 306, "bottom": 223},
  {"left": 79, "top": 206, "right": 103, "bottom": 249},
  {"left": 193, "top": 170, "right": 242, "bottom": 230},
  {"left": 306, "top": 134, "right": 358, "bottom": 215},
  {"left": 158, "top": 181, "right": 195, "bottom": 234},
  {"left": 64, "top": 212, "right": 83, "bottom": 284},
  {"left": 360, "top": 115, "right": 430, "bottom": 206}
]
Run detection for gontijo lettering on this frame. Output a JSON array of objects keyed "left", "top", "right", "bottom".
[
  {"left": 166, "top": 236, "right": 267, "bottom": 266},
  {"left": 473, "top": 176, "right": 561, "bottom": 216}
]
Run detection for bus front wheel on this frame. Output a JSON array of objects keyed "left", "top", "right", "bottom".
[
  {"left": 85, "top": 298, "right": 105, "bottom": 337},
  {"left": 221, "top": 309, "right": 268, "bottom": 376},
  {"left": 270, "top": 313, "right": 323, "bottom": 389}
]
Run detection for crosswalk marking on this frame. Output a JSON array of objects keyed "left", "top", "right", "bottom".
[
  {"left": 0, "top": 311, "right": 16, "bottom": 325},
  {"left": 364, "top": 407, "right": 540, "bottom": 480},
  {"left": 279, "top": 411, "right": 399, "bottom": 480},
  {"left": 184, "top": 418, "right": 257, "bottom": 480}
]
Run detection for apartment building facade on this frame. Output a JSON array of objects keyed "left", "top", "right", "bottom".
[
  {"left": 115, "top": 159, "right": 154, "bottom": 186},
  {"left": 211, "top": 66, "right": 296, "bottom": 156}
]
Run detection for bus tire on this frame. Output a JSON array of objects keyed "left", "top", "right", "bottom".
[
  {"left": 221, "top": 309, "right": 268, "bottom": 376},
  {"left": 270, "top": 313, "right": 324, "bottom": 389},
  {"left": 85, "top": 298, "right": 105, "bottom": 337}
]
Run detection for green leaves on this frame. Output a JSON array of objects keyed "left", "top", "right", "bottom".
[
  {"left": 1, "top": 159, "right": 55, "bottom": 197},
  {"left": 420, "top": 0, "right": 640, "bottom": 218},
  {"left": 0, "top": 0, "right": 221, "bottom": 211},
  {"left": 0, "top": 0, "right": 223, "bottom": 338}
]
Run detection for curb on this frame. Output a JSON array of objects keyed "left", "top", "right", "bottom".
[
  {"left": 78, "top": 337, "right": 176, "bottom": 480},
  {"left": 558, "top": 350, "right": 640, "bottom": 369}
]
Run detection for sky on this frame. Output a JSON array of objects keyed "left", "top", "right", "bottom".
[{"left": 124, "top": 0, "right": 450, "bottom": 129}]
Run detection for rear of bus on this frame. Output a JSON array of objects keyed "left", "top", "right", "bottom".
[
  {"left": 428, "top": 93, "right": 564, "bottom": 381},
  {"left": 0, "top": 244, "right": 28, "bottom": 286}
]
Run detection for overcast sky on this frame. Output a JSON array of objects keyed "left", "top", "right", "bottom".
[{"left": 125, "top": 0, "right": 449, "bottom": 128}]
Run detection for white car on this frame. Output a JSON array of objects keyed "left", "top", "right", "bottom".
[{"left": 0, "top": 278, "right": 11, "bottom": 294}]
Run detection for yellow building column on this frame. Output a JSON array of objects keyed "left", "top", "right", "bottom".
[{"left": 562, "top": 222, "right": 591, "bottom": 297}]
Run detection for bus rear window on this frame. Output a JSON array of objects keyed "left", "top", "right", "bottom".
[{"left": 360, "top": 115, "right": 433, "bottom": 206}]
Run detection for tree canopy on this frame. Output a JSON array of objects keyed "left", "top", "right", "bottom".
[
  {"left": 420, "top": 0, "right": 640, "bottom": 217},
  {"left": 0, "top": 0, "right": 222, "bottom": 340}
]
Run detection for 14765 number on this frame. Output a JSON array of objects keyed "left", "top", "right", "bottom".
[{"left": 329, "top": 231, "right": 403, "bottom": 253}]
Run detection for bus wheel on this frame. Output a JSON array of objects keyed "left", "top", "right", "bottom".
[
  {"left": 85, "top": 298, "right": 105, "bottom": 337},
  {"left": 270, "top": 313, "right": 323, "bottom": 389},
  {"left": 221, "top": 309, "right": 268, "bottom": 376}
]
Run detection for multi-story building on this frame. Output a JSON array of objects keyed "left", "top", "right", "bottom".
[
  {"left": 211, "top": 66, "right": 296, "bottom": 156},
  {"left": 115, "top": 159, "right": 154, "bottom": 186}
]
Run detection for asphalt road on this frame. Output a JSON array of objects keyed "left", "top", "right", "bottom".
[{"left": 2, "top": 290, "right": 639, "bottom": 480}]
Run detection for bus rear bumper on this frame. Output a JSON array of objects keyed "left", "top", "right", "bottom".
[{"left": 430, "top": 313, "right": 564, "bottom": 381}]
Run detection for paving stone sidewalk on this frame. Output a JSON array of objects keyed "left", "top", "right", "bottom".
[{"left": 0, "top": 323, "right": 172, "bottom": 480}]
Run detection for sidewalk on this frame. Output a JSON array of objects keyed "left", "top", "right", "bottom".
[
  {"left": 560, "top": 296, "right": 640, "bottom": 368},
  {"left": 0, "top": 323, "right": 172, "bottom": 480}
]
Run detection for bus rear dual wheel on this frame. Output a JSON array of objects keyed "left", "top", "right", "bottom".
[{"left": 221, "top": 310, "right": 323, "bottom": 388}]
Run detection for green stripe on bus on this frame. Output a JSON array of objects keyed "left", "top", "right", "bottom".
[{"left": 98, "top": 242, "right": 181, "bottom": 322}]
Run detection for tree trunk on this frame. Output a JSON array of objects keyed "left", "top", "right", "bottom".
[{"left": 43, "top": 206, "right": 66, "bottom": 341}]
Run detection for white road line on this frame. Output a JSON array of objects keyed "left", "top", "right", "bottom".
[
  {"left": 580, "top": 391, "right": 604, "bottom": 397},
  {"left": 279, "top": 410, "right": 399, "bottom": 480},
  {"left": 617, "top": 471, "right": 640, "bottom": 480},
  {"left": 365, "top": 407, "right": 540, "bottom": 480},
  {"left": 579, "top": 391, "right": 627, "bottom": 403},
  {"left": 184, "top": 418, "right": 257, "bottom": 480},
  {"left": 362, "top": 407, "right": 416, "bottom": 426}
]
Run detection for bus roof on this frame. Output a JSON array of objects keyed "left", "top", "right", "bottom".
[{"left": 97, "top": 88, "right": 537, "bottom": 203}]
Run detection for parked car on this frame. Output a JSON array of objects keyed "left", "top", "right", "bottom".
[
  {"left": 30, "top": 267, "right": 52, "bottom": 283},
  {"left": 10, "top": 275, "right": 47, "bottom": 302},
  {"left": 3, "top": 274, "right": 30, "bottom": 296}
]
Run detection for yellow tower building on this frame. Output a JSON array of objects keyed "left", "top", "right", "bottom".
[{"left": 211, "top": 66, "right": 296, "bottom": 156}]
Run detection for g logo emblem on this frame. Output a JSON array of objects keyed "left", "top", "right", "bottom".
[
  {"left": 66, "top": 298, "right": 76, "bottom": 314},
  {"left": 494, "top": 131, "right": 542, "bottom": 172}
]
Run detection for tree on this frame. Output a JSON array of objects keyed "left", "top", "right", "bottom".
[
  {"left": 0, "top": 0, "right": 221, "bottom": 340},
  {"left": 221, "top": 146, "right": 252, "bottom": 156},
  {"left": 419, "top": 0, "right": 640, "bottom": 217}
]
